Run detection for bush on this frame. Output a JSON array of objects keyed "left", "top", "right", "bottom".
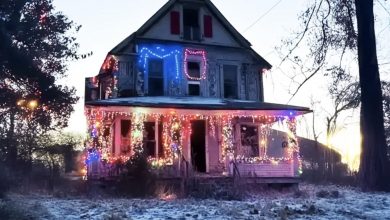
[{"left": 116, "top": 153, "right": 156, "bottom": 197}]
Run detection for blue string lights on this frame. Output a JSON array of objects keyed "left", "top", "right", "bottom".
[{"left": 138, "top": 44, "right": 182, "bottom": 80}]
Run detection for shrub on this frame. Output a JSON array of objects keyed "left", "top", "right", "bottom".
[{"left": 116, "top": 152, "right": 156, "bottom": 197}]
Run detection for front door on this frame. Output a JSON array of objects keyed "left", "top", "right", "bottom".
[{"left": 190, "top": 120, "right": 206, "bottom": 172}]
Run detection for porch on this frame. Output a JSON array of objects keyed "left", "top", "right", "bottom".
[{"left": 83, "top": 96, "right": 310, "bottom": 181}]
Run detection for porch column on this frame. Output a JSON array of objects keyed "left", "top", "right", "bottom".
[
  {"left": 130, "top": 112, "right": 145, "bottom": 155},
  {"left": 287, "top": 117, "right": 301, "bottom": 176},
  {"left": 221, "top": 116, "right": 234, "bottom": 174}
]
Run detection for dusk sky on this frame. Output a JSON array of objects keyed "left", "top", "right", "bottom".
[{"left": 53, "top": 0, "right": 390, "bottom": 170}]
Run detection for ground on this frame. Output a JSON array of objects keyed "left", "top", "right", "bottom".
[{"left": 1, "top": 184, "right": 390, "bottom": 220}]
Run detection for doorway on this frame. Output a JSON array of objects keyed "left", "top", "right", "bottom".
[{"left": 190, "top": 120, "right": 206, "bottom": 172}]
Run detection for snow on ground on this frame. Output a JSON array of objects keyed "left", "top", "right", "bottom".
[{"left": 5, "top": 184, "right": 390, "bottom": 220}]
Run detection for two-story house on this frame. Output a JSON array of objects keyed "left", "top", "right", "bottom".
[{"left": 84, "top": 0, "right": 310, "bottom": 179}]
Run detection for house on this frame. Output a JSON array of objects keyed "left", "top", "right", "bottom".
[{"left": 83, "top": 0, "right": 311, "bottom": 180}]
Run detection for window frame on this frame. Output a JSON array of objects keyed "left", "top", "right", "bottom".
[
  {"left": 187, "top": 80, "right": 201, "bottom": 96},
  {"left": 147, "top": 58, "right": 164, "bottom": 96},
  {"left": 222, "top": 64, "right": 239, "bottom": 99}
]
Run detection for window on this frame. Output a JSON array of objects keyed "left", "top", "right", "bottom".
[
  {"left": 120, "top": 120, "right": 131, "bottom": 154},
  {"left": 187, "top": 62, "right": 200, "bottom": 79},
  {"left": 240, "top": 125, "right": 259, "bottom": 157},
  {"left": 148, "top": 59, "right": 164, "bottom": 96},
  {"left": 188, "top": 82, "right": 200, "bottom": 96},
  {"left": 203, "top": 15, "right": 213, "bottom": 38},
  {"left": 143, "top": 122, "right": 156, "bottom": 157},
  {"left": 223, "top": 65, "right": 238, "bottom": 99},
  {"left": 183, "top": 8, "right": 200, "bottom": 40}
]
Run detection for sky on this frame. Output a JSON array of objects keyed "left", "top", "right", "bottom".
[{"left": 53, "top": 0, "right": 390, "bottom": 170}]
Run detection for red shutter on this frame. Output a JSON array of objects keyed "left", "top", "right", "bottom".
[
  {"left": 204, "top": 15, "right": 213, "bottom": 38},
  {"left": 170, "top": 11, "right": 180, "bottom": 35}
]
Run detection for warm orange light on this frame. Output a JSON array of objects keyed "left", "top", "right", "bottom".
[
  {"left": 17, "top": 99, "right": 26, "bottom": 106},
  {"left": 172, "top": 122, "right": 179, "bottom": 130},
  {"left": 28, "top": 100, "right": 38, "bottom": 109}
]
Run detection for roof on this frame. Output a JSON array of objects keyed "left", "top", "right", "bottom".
[
  {"left": 108, "top": 0, "right": 272, "bottom": 69},
  {"left": 85, "top": 96, "right": 311, "bottom": 115}
]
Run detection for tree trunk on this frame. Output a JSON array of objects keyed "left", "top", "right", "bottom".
[{"left": 355, "top": 0, "right": 390, "bottom": 191}]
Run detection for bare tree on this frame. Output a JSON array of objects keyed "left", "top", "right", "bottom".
[{"left": 279, "top": 0, "right": 389, "bottom": 190}]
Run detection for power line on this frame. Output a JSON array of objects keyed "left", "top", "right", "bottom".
[{"left": 243, "top": 0, "right": 283, "bottom": 33}]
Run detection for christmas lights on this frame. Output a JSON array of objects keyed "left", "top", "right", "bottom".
[
  {"left": 183, "top": 48, "right": 207, "bottom": 80},
  {"left": 221, "top": 116, "right": 234, "bottom": 161},
  {"left": 83, "top": 107, "right": 302, "bottom": 178},
  {"left": 102, "top": 55, "right": 119, "bottom": 72},
  {"left": 138, "top": 45, "right": 182, "bottom": 80},
  {"left": 130, "top": 112, "right": 146, "bottom": 154}
]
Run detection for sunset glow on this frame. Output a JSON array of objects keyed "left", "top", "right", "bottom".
[{"left": 329, "top": 127, "right": 361, "bottom": 171}]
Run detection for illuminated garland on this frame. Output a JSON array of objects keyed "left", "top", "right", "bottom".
[
  {"left": 169, "top": 114, "right": 182, "bottom": 159},
  {"left": 235, "top": 155, "right": 293, "bottom": 164},
  {"left": 138, "top": 45, "right": 181, "bottom": 80},
  {"left": 148, "top": 157, "right": 173, "bottom": 168},
  {"left": 287, "top": 117, "right": 302, "bottom": 175},
  {"left": 184, "top": 48, "right": 207, "bottom": 80},
  {"left": 221, "top": 116, "right": 234, "bottom": 161},
  {"left": 83, "top": 108, "right": 303, "bottom": 178},
  {"left": 130, "top": 112, "right": 145, "bottom": 155},
  {"left": 102, "top": 55, "right": 119, "bottom": 72},
  {"left": 208, "top": 116, "right": 216, "bottom": 137}
]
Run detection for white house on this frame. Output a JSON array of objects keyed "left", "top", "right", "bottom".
[{"left": 84, "top": 0, "right": 311, "bottom": 180}]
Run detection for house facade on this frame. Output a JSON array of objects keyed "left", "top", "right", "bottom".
[{"left": 84, "top": 0, "right": 311, "bottom": 179}]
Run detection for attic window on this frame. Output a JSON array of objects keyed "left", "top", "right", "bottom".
[{"left": 183, "top": 8, "right": 200, "bottom": 41}]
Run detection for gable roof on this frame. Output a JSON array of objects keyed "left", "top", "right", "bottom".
[{"left": 109, "top": 0, "right": 272, "bottom": 69}]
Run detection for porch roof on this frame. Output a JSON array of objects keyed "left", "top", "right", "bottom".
[{"left": 85, "top": 96, "right": 311, "bottom": 116}]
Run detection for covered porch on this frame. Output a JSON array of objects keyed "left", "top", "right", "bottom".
[{"left": 83, "top": 96, "right": 310, "bottom": 180}]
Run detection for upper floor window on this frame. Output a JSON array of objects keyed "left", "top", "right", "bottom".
[
  {"left": 223, "top": 64, "right": 238, "bottom": 99},
  {"left": 148, "top": 59, "right": 164, "bottom": 96},
  {"left": 187, "top": 62, "right": 200, "bottom": 79},
  {"left": 186, "top": 61, "right": 201, "bottom": 96},
  {"left": 183, "top": 8, "right": 200, "bottom": 41}
]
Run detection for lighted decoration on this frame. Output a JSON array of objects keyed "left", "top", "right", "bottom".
[
  {"left": 102, "top": 55, "right": 119, "bottom": 73},
  {"left": 169, "top": 115, "right": 182, "bottom": 158},
  {"left": 130, "top": 112, "right": 146, "bottom": 155},
  {"left": 138, "top": 45, "right": 182, "bottom": 80},
  {"left": 83, "top": 107, "right": 303, "bottom": 178},
  {"left": 235, "top": 155, "right": 293, "bottom": 164},
  {"left": 183, "top": 48, "right": 207, "bottom": 80},
  {"left": 221, "top": 116, "right": 234, "bottom": 161}
]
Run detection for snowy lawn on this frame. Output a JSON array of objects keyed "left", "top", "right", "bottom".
[{"left": 2, "top": 183, "right": 390, "bottom": 220}]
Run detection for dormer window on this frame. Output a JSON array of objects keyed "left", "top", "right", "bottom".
[{"left": 183, "top": 8, "right": 200, "bottom": 41}]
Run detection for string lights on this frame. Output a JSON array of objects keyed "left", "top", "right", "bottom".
[
  {"left": 221, "top": 116, "right": 234, "bottom": 161},
  {"left": 102, "top": 55, "right": 119, "bottom": 72},
  {"left": 83, "top": 107, "right": 302, "bottom": 178},
  {"left": 138, "top": 45, "right": 182, "bottom": 80},
  {"left": 183, "top": 48, "right": 207, "bottom": 80},
  {"left": 130, "top": 112, "right": 146, "bottom": 154}
]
